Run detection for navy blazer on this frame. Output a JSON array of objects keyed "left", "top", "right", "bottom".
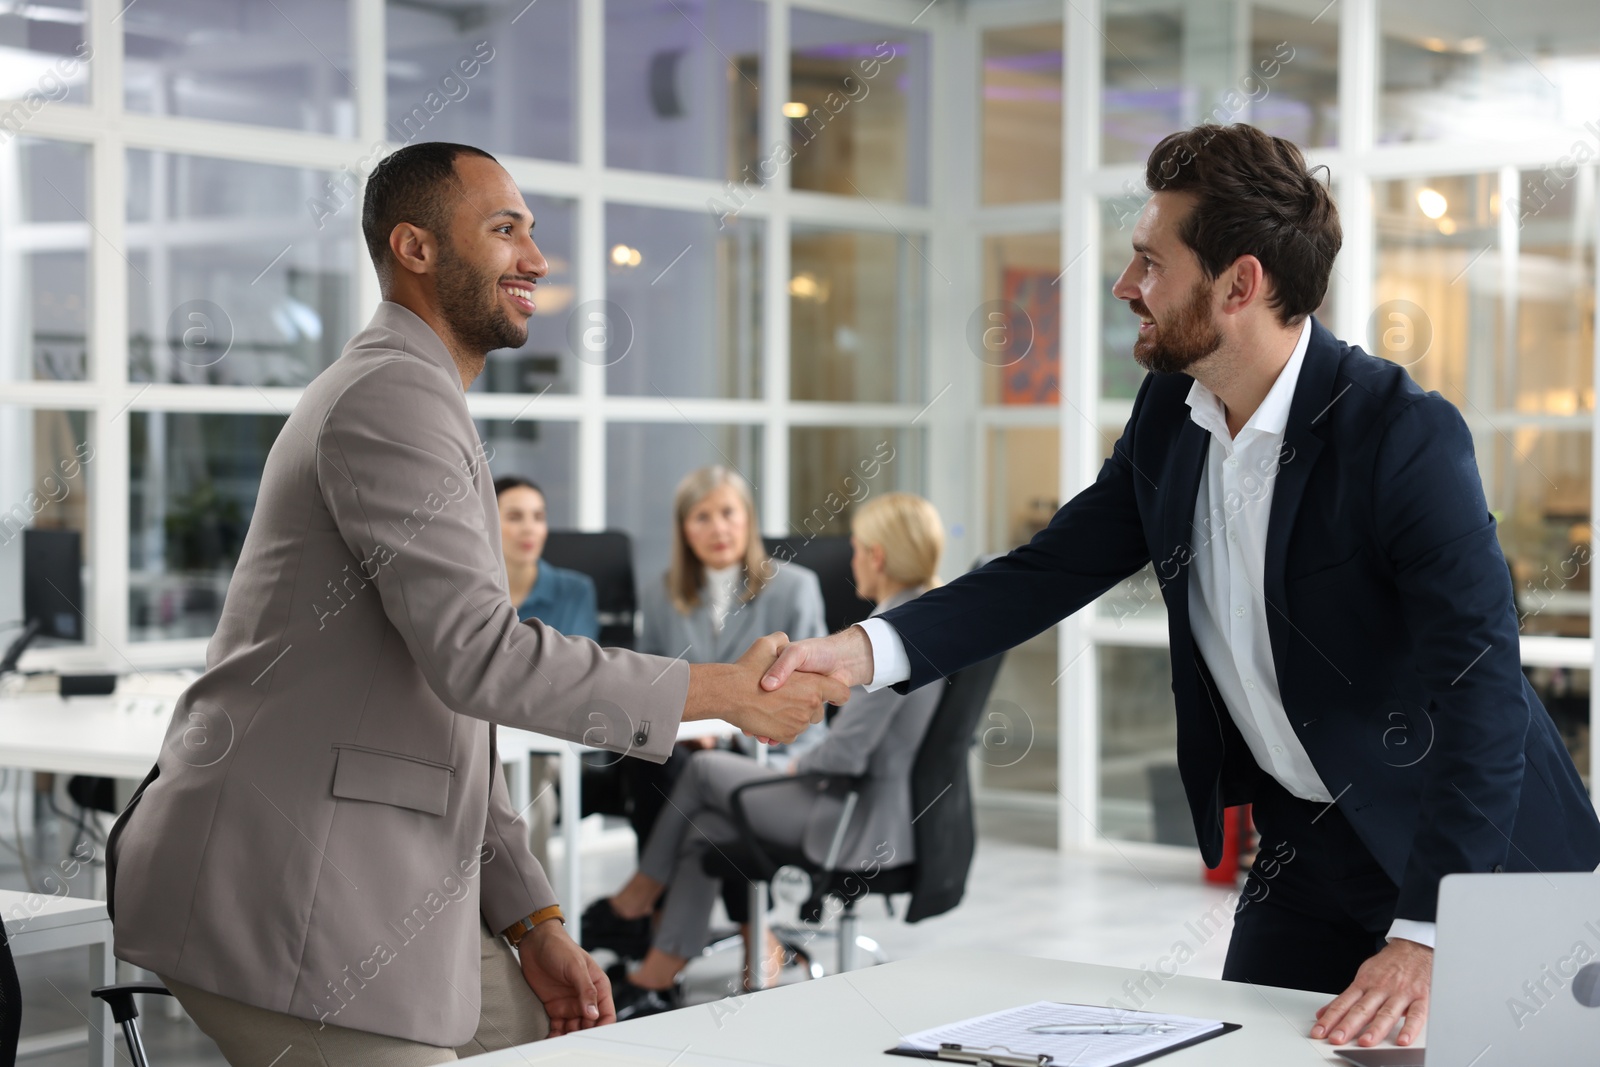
[{"left": 883, "top": 319, "right": 1600, "bottom": 922}]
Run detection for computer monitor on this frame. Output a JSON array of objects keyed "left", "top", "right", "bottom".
[
  {"left": 1, "top": 529, "right": 84, "bottom": 674},
  {"left": 24, "top": 528, "right": 83, "bottom": 641}
]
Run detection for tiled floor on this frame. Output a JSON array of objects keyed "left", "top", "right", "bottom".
[{"left": 6, "top": 807, "right": 1240, "bottom": 1066}]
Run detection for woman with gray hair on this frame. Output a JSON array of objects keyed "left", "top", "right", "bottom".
[
  {"left": 583, "top": 468, "right": 826, "bottom": 955},
  {"left": 645, "top": 465, "right": 828, "bottom": 754}
]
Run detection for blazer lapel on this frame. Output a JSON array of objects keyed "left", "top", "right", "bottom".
[
  {"left": 1161, "top": 417, "right": 1211, "bottom": 621},
  {"left": 1262, "top": 320, "right": 1337, "bottom": 671},
  {"left": 1160, "top": 415, "right": 1212, "bottom": 778}
]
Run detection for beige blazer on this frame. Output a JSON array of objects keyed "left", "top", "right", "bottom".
[{"left": 107, "top": 302, "right": 689, "bottom": 1047}]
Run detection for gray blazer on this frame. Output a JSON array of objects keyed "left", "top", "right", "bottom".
[
  {"left": 789, "top": 586, "right": 942, "bottom": 871},
  {"left": 637, "top": 561, "right": 826, "bottom": 665},
  {"left": 106, "top": 303, "right": 689, "bottom": 1047},
  {"left": 638, "top": 561, "right": 828, "bottom": 757}
]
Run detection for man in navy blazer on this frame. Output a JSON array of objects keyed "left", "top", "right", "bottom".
[{"left": 763, "top": 124, "right": 1600, "bottom": 1052}]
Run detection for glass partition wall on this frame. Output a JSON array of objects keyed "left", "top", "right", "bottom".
[
  {"left": 965, "top": 0, "right": 1598, "bottom": 845},
  {"left": 1046, "top": 0, "right": 1600, "bottom": 849},
  {"left": 4, "top": 0, "right": 1596, "bottom": 849},
  {"left": 0, "top": 0, "right": 943, "bottom": 672}
]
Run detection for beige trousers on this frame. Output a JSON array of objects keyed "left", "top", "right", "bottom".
[{"left": 160, "top": 921, "right": 550, "bottom": 1066}]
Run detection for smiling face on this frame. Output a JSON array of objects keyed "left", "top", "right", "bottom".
[
  {"left": 1111, "top": 191, "right": 1224, "bottom": 376},
  {"left": 432, "top": 154, "right": 549, "bottom": 357},
  {"left": 498, "top": 485, "right": 548, "bottom": 568},
  {"left": 682, "top": 483, "right": 750, "bottom": 572}
]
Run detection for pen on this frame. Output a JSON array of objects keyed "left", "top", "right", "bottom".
[{"left": 1025, "top": 1023, "right": 1177, "bottom": 1036}]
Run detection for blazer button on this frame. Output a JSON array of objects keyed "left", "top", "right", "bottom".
[{"left": 633, "top": 722, "right": 650, "bottom": 748}]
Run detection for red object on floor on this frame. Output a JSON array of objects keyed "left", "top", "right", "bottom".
[{"left": 1204, "top": 804, "right": 1253, "bottom": 884}]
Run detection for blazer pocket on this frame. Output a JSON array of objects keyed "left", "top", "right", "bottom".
[{"left": 330, "top": 744, "right": 454, "bottom": 816}]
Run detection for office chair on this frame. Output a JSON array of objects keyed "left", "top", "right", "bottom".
[
  {"left": 2, "top": 925, "right": 19, "bottom": 1067},
  {"left": 88, "top": 982, "right": 171, "bottom": 1067},
  {"left": 676, "top": 537, "right": 876, "bottom": 987},
  {"left": 540, "top": 530, "right": 643, "bottom": 820},
  {"left": 703, "top": 651, "right": 1008, "bottom": 975},
  {"left": 761, "top": 535, "right": 874, "bottom": 636},
  {"left": 0, "top": 929, "right": 167, "bottom": 1067},
  {"left": 540, "top": 530, "right": 639, "bottom": 651}
]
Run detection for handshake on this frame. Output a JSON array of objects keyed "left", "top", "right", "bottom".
[{"left": 681, "top": 628, "right": 878, "bottom": 744}]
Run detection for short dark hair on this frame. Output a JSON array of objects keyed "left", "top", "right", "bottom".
[
  {"left": 361, "top": 142, "right": 498, "bottom": 286},
  {"left": 493, "top": 475, "right": 544, "bottom": 500},
  {"left": 1145, "top": 124, "right": 1340, "bottom": 325}
]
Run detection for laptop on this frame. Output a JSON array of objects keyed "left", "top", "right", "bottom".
[{"left": 1335, "top": 871, "right": 1600, "bottom": 1067}]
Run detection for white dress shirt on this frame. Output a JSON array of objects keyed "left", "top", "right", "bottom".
[
  {"left": 861, "top": 317, "right": 1434, "bottom": 948},
  {"left": 1185, "top": 317, "right": 1329, "bottom": 804},
  {"left": 705, "top": 564, "right": 742, "bottom": 633}
]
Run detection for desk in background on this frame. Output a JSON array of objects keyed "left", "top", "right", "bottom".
[
  {"left": 0, "top": 688, "right": 732, "bottom": 944},
  {"left": 2, "top": 888, "right": 115, "bottom": 1066},
  {"left": 459, "top": 949, "right": 1378, "bottom": 1066}
]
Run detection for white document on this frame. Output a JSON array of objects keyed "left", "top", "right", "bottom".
[{"left": 897, "top": 1000, "right": 1226, "bottom": 1067}]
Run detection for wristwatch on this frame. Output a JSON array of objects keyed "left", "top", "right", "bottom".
[{"left": 503, "top": 904, "right": 564, "bottom": 947}]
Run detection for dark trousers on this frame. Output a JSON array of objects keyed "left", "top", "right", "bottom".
[{"left": 1221, "top": 778, "right": 1402, "bottom": 994}]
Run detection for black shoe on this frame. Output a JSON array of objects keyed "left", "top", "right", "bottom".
[
  {"left": 581, "top": 898, "right": 652, "bottom": 959},
  {"left": 607, "top": 964, "right": 680, "bottom": 1020}
]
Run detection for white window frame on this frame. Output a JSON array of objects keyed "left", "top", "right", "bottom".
[{"left": 4, "top": 0, "right": 965, "bottom": 673}]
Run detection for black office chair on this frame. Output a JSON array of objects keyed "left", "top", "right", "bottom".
[
  {"left": 89, "top": 982, "right": 172, "bottom": 1067},
  {"left": 538, "top": 530, "right": 643, "bottom": 819},
  {"left": 0, "top": 925, "right": 170, "bottom": 1067},
  {"left": 2, "top": 924, "right": 20, "bottom": 1067},
  {"left": 762, "top": 535, "right": 874, "bottom": 637},
  {"left": 702, "top": 651, "right": 1008, "bottom": 974},
  {"left": 540, "top": 530, "right": 640, "bottom": 651}
]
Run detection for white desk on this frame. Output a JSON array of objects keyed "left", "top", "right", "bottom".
[
  {"left": 0, "top": 691, "right": 734, "bottom": 945},
  {"left": 2, "top": 889, "right": 116, "bottom": 1067},
  {"left": 460, "top": 949, "right": 1390, "bottom": 1066},
  {"left": 0, "top": 693, "right": 172, "bottom": 780}
]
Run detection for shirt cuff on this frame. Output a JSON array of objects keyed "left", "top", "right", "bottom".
[
  {"left": 1386, "top": 919, "right": 1436, "bottom": 949},
  {"left": 857, "top": 618, "right": 911, "bottom": 692}
]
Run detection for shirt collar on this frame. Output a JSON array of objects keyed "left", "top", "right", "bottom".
[{"left": 1185, "top": 315, "right": 1313, "bottom": 443}]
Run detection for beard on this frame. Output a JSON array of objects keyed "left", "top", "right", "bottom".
[
  {"left": 1131, "top": 279, "right": 1222, "bottom": 376},
  {"left": 435, "top": 239, "right": 528, "bottom": 356}
]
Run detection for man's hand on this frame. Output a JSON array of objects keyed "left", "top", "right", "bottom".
[
  {"left": 760, "top": 626, "right": 875, "bottom": 692},
  {"left": 683, "top": 633, "right": 850, "bottom": 744},
  {"left": 1311, "top": 939, "right": 1432, "bottom": 1047},
  {"left": 516, "top": 919, "right": 616, "bottom": 1036}
]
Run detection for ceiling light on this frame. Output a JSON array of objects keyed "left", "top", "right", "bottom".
[
  {"left": 610, "top": 244, "right": 641, "bottom": 268},
  {"left": 782, "top": 101, "right": 809, "bottom": 119},
  {"left": 789, "top": 273, "right": 821, "bottom": 299},
  {"left": 1416, "top": 187, "right": 1448, "bottom": 219}
]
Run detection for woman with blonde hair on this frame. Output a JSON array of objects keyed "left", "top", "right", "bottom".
[{"left": 595, "top": 491, "right": 948, "bottom": 1018}]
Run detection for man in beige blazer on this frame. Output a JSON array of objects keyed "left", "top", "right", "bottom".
[{"left": 106, "top": 142, "right": 844, "bottom": 1065}]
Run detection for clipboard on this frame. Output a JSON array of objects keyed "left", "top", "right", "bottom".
[
  {"left": 884, "top": 1023, "right": 1241, "bottom": 1067},
  {"left": 889, "top": 1004, "right": 1235, "bottom": 1067}
]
